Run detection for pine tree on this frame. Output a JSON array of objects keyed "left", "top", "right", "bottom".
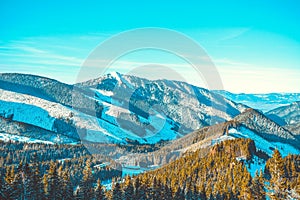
[
  {"left": 4, "top": 166, "right": 14, "bottom": 185},
  {"left": 47, "top": 161, "right": 59, "bottom": 200},
  {"left": 163, "top": 183, "right": 173, "bottom": 200},
  {"left": 267, "top": 149, "right": 287, "bottom": 199},
  {"left": 208, "top": 193, "right": 214, "bottom": 200},
  {"left": 251, "top": 170, "right": 266, "bottom": 200},
  {"left": 0, "top": 173, "right": 4, "bottom": 200},
  {"left": 295, "top": 175, "right": 300, "bottom": 198},
  {"left": 148, "top": 177, "right": 161, "bottom": 200},
  {"left": 80, "top": 159, "right": 95, "bottom": 200},
  {"left": 199, "top": 184, "right": 207, "bottom": 200},
  {"left": 123, "top": 176, "right": 134, "bottom": 200},
  {"left": 61, "top": 169, "right": 74, "bottom": 200},
  {"left": 135, "top": 182, "right": 147, "bottom": 200},
  {"left": 56, "top": 165, "right": 64, "bottom": 199},
  {"left": 239, "top": 167, "right": 253, "bottom": 200},
  {"left": 23, "top": 163, "right": 34, "bottom": 200},
  {"left": 95, "top": 178, "right": 105, "bottom": 200},
  {"left": 3, "top": 166, "right": 14, "bottom": 199},
  {"left": 11, "top": 163, "right": 25, "bottom": 200},
  {"left": 185, "top": 183, "right": 193, "bottom": 200},
  {"left": 43, "top": 174, "right": 49, "bottom": 200},
  {"left": 134, "top": 177, "right": 141, "bottom": 199},
  {"left": 111, "top": 182, "right": 122, "bottom": 200},
  {"left": 31, "top": 155, "right": 44, "bottom": 200},
  {"left": 174, "top": 186, "right": 185, "bottom": 200}
]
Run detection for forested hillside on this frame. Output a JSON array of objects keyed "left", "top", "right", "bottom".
[{"left": 1, "top": 138, "right": 299, "bottom": 200}]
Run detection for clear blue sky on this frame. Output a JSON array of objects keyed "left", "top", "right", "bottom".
[{"left": 1, "top": 0, "right": 300, "bottom": 93}]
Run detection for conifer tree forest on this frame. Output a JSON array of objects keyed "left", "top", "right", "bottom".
[{"left": 0, "top": 139, "right": 299, "bottom": 200}]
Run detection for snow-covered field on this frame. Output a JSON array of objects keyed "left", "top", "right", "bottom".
[
  {"left": 0, "top": 88, "right": 179, "bottom": 144},
  {"left": 0, "top": 132, "right": 54, "bottom": 144}
]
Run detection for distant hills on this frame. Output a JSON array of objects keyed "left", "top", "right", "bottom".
[{"left": 214, "top": 90, "right": 300, "bottom": 112}]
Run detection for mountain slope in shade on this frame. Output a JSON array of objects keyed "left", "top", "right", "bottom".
[
  {"left": 116, "top": 108, "right": 300, "bottom": 167},
  {"left": 214, "top": 90, "right": 300, "bottom": 112},
  {"left": 0, "top": 73, "right": 103, "bottom": 119},
  {"left": 0, "top": 72, "right": 247, "bottom": 144},
  {"left": 266, "top": 101, "right": 300, "bottom": 124},
  {"left": 0, "top": 116, "right": 78, "bottom": 144},
  {"left": 266, "top": 101, "right": 300, "bottom": 135},
  {"left": 286, "top": 124, "right": 300, "bottom": 136},
  {"left": 233, "top": 108, "right": 298, "bottom": 144},
  {"left": 0, "top": 73, "right": 75, "bottom": 106}
]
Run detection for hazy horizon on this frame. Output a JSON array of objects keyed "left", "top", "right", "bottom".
[{"left": 1, "top": 70, "right": 300, "bottom": 95}]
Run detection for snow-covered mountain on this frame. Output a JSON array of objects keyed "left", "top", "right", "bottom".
[
  {"left": 1, "top": 73, "right": 299, "bottom": 175},
  {"left": 266, "top": 101, "right": 300, "bottom": 135},
  {"left": 233, "top": 108, "right": 298, "bottom": 145},
  {"left": 266, "top": 101, "right": 300, "bottom": 125},
  {"left": 117, "top": 108, "right": 300, "bottom": 167},
  {"left": 77, "top": 72, "right": 248, "bottom": 138},
  {"left": 214, "top": 90, "right": 300, "bottom": 136},
  {"left": 214, "top": 90, "right": 300, "bottom": 112},
  {"left": 0, "top": 73, "right": 247, "bottom": 144}
]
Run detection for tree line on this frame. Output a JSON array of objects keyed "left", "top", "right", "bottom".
[{"left": 0, "top": 138, "right": 300, "bottom": 199}]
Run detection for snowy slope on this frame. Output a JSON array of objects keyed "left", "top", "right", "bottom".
[
  {"left": 77, "top": 72, "right": 247, "bottom": 137},
  {"left": 266, "top": 101, "right": 300, "bottom": 134},
  {"left": 0, "top": 84, "right": 181, "bottom": 144},
  {"left": 0, "top": 72, "right": 249, "bottom": 145},
  {"left": 0, "top": 116, "right": 78, "bottom": 144},
  {"left": 7, "top": 72, "right": 299, "bottom": 147},
  {"left": 0, "top": 88, "right": 70, "bottom": 131},
  {"left": 233, "top": 108, "right": 299, "bottom": 148},
  {"left": 226, "top": 127, "right": 300, "bottom": 177},
  {"left": 0, "top": 132, "right": 54, "bottom": 144},
  {"left": 113, "top": 107, "right": 300, "bottom": 170},
  {"left": 267, "top": 101, "right": 300, "bottom": 124},
  {"left": 228, "top": 127, "right": 300, "bottom": 157}
]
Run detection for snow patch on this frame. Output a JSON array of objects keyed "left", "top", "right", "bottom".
[
  {"left": 0, "top": 132, "right": 54, "bottom": 144},
  {"left": 228, "top": 127, "right": 300, "bottom": 156}
]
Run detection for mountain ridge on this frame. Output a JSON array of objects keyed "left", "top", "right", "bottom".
[
  {"left": 0, "top": 72, "right": 247, "bottom": 144},
  {"left": 116, "top": 108, "right": 300, "bottom": 167}
]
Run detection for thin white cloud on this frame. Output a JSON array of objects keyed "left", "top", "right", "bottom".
[
  {"left": 217, "top": 27, "right": 251, "bottom": 42},
  {"left": 0, "top": 41, "right": 84, "bottom": 68},
  {"left": 15, "top": 45, "right": 47, "bottom": 54},
  {"left": 1, "top": 32, "right": 299, "bottom": 93}
]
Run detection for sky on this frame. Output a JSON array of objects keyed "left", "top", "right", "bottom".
[{"left": 0, "top": 0, "right": 300, "bottom": 93}]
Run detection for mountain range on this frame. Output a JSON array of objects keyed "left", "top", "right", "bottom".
[
  {"left": 0, "top": 72, "right": 299, "bottom": 160},
  {"left": 0, "top": 72, "right": 248, "bottom": 145},
  {"left": 1, "top": 72, "right": 300, "bottom": 199}
]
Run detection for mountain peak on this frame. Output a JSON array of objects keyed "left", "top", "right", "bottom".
[{"left": 107, "top": 71, "right": 122, "bottom": 82}]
